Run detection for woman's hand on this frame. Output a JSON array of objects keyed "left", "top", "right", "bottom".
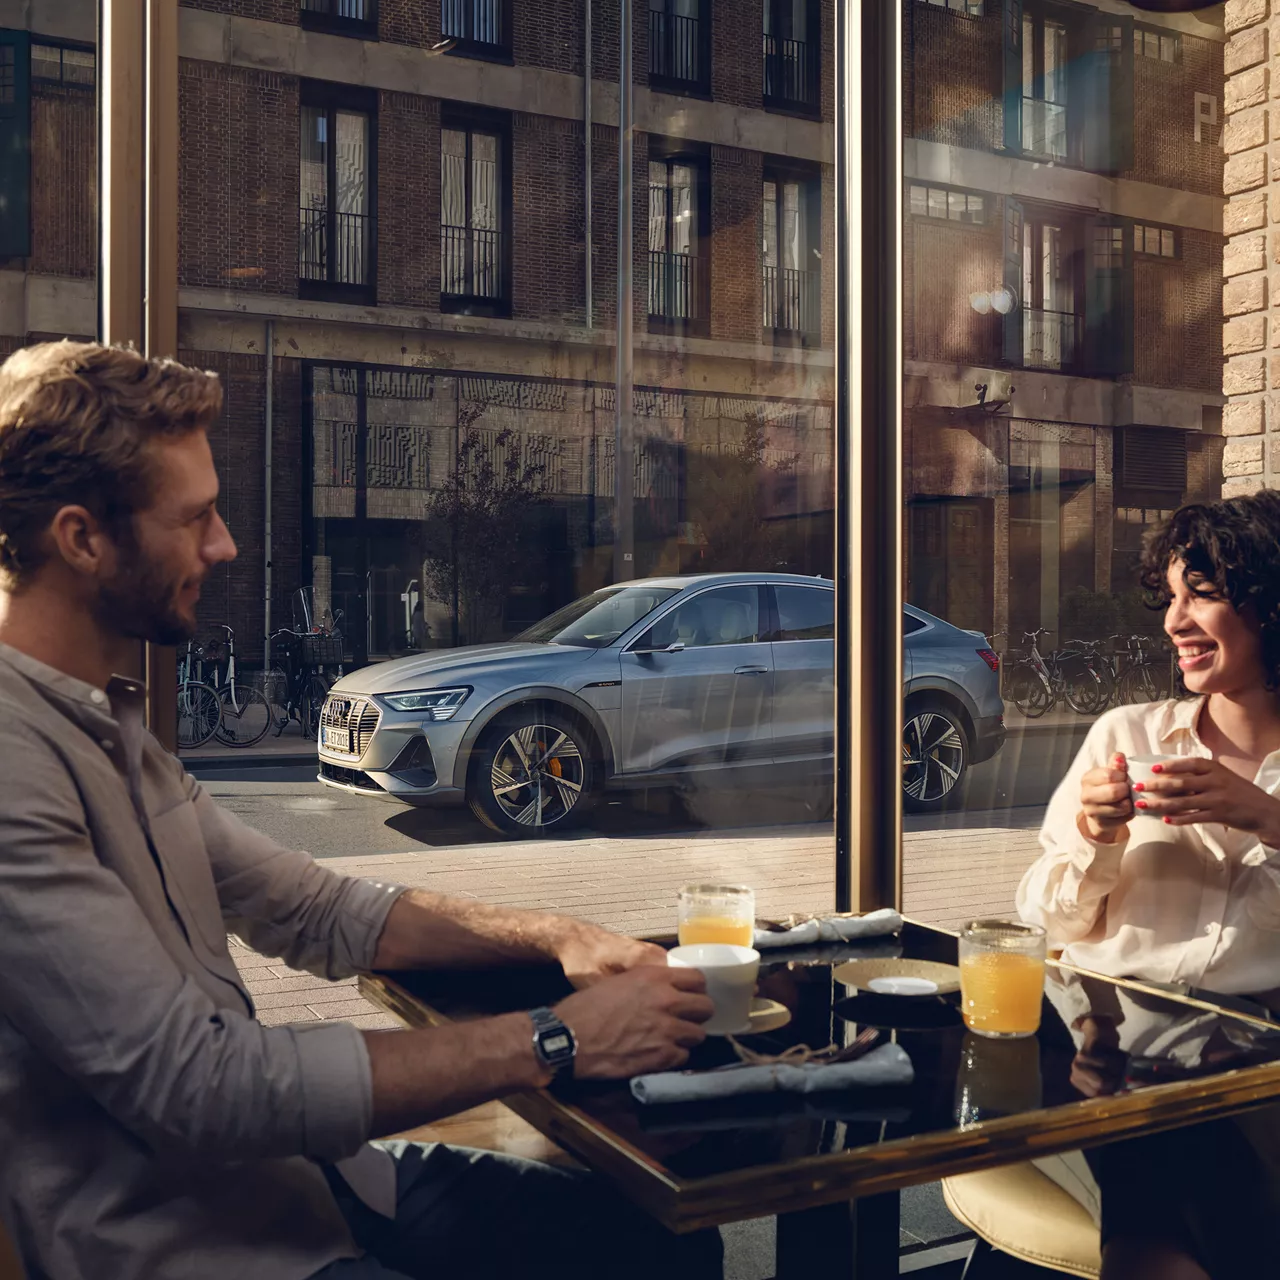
[
  {"left": 1079, "top": 752, "right": 1133, "bottom": 842},
  {"left": 1133, "top": 758, "right": 1280, "bottom": 845}
]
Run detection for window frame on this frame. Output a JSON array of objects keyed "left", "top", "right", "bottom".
[
  {"left": 646, "top": 143, "right": 711, "bottom": 336},
  {"left": 768, "top": 583, "right": 836, "bottom": 642},
  {"left": 297, "top": 80, "right": 379, "bottom": 306},
  {"left": 763, "top": 0, "right": 822, "bottom": 117},
  {"left": 763, "top": 162, "right": 822, "bottom": 344},
  {"left": 299, "top": 0, "right": 379, "bottom": 40},
  {"left": 1133, "top": 222, "right": 1179, "bottom": 260},
  {"left": 441, "top": 0, "right": 514, "bottom": 63},
  {"left": 30, "top": 40, "right": 96, "bottom": 90},
  {"left": 648, "top": 0, "right": 712, "bottom": 97},
  {"left": 906, "top": 181, "right": 987, "bottom": 226},
  {"left": 1134, "top": 23, "right": 1180, "bottom": 64},
  {"left": 626, "top": 584, "right": 768, "bottom": 653},
  {"left": 916, "top": 0, "right": 984, "bottom": 16},
  {"left": 439, "top": 105, "right": 513, "bottom": 319}
]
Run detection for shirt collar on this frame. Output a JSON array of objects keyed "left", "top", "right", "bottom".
[
  {"left": 1153, "top": 695, "right": 1207, "bottom": 749},
  {"left": 0, "top": 642, "right": 145, "bottom": 730}
]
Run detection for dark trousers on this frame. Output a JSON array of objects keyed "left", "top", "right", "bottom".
[{"left": 310, "top": 1141, "right": 723, "bottom": 1279}]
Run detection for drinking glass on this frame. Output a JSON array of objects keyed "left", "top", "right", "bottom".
[
  {"left": 959, "top": 919, "right": 1046, "bottom": 1039},
  {"left": 677, "top": 884, "right": 756, "bottom": 947}
]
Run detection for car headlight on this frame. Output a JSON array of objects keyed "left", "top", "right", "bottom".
[{"left": 381, "top": 687, "right": 471, "bottom": 720}]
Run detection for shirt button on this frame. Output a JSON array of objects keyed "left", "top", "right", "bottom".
[
  {"left": 100, "top": 740, "right": 114, "bottom": 752},
  {"left": 1205, "top": 923, "right": 1217, "bottom": 935},
  {"left": 90, "top": 690, "right": 106, "bottom": 705}
]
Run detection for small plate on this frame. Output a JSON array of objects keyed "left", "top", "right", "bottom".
[
  {"left": 708, "top": 997, "right": 793, "bottom": 1037},
  {"left": 834, "top": 957, "right": 961, "bottom": 996}
]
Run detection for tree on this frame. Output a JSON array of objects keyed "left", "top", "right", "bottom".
[
  {"left": 683, "top": 413, "right": 794, "bottom": 573},
  {"left": 421, "top": 408, "right": 550, "bottom": 646}
]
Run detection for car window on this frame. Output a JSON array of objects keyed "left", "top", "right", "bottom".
[
  {"left": 518, "top": 586, "right": 680, "bottom": 648},
  {"left": 635, "top": 586, "right": 760, "bottom": 650},
  {"left": 903, "top": 611, "right": 927, "bottom": 636},
  {"left": 774, "top": 586, "right": 834, "bottom": 641}
]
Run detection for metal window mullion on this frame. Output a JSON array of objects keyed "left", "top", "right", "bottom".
[{"left": 325, "top": 106, "right": 337, "bottom": 283}]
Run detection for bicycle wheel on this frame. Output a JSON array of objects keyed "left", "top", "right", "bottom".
[
  {"left": 300, "top": 674, "right": 331, "bottom": 740},
  {"left": 177, "top": 681, "right": 222, "bottom": 749},
  {"left": 214, "top": 684, "right": 273, "bottom": 747},
  {"left": 1120, "top": 662, "right": 1166, "bottom": 706},
  {"left": 1064, "top": 663, "right": 1109, "bottom": 715},
  {"left": 1008, "top": 663, "right": 1053, "bottom": 718}
]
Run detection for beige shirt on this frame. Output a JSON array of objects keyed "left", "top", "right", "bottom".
[
  {"left": 0, "top": 645, "right": 407, "bottom": 1280},
  {"left": 1017, "top": 697, "right": 1280, "bottom": 996}
]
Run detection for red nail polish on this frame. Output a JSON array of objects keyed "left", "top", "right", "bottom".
[
  {"left": 1136, "top": 801, "right": 1147, "bottom": 810},
  {"left": 1134, "top": 783, "right": 1145, "bottom": 792},
  {"left": 1163, "top": 816, "right": 1172, "bottom": 824},
  {"left": 1152, "top": 765, "right": 1164, "bottom": 774}
]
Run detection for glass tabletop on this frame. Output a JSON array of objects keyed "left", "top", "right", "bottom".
[{"left": 375, "top": 920, "right": 1280, "bottom": 1215}]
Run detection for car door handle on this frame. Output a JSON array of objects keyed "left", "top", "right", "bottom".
[{"left": 734, "top": 665, "right": 769, "bottom": 676}]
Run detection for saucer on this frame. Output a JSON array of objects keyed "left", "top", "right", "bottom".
[
  {"left": 833, "top": 957, "right": 961, "bottom": 996},
  {"left": 708, "top": 997, "right": 792, "bottom": 1037}
]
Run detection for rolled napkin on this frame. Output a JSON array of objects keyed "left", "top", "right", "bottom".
[
  {"left": 630, "top": 1043, "right": 914, "bottom": 1105},
  {"left": 754, "top": 907, "right": 903, "bottom": 950}
]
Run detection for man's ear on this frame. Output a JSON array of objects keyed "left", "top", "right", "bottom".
[{"left": 46, "top": 505, "right": 114, "bottom": 578}]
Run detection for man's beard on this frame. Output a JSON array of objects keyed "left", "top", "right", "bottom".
[{"left": 93, "top": 540, "right": 199, "bottom": 647}]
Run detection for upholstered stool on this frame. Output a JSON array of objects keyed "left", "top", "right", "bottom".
[{"left": 943, "top": 1160, "right": 1101, "bottom": 1278}]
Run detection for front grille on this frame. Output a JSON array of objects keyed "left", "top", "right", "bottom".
[
  {"left": 319, "top": 761, "right": 383, "bottom": 791},
  {"left": 320, "top": 695, "right": 381, "bottom": 758}
]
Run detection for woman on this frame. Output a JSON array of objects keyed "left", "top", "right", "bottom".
[{"left": 1018, "top": 489, "right": 1280, "bottom": 1280}]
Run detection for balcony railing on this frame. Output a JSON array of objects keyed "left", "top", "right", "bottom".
[
  {"left": 763, "top": 36, "right": 819, "bottom": 112},
  {"left": 1022, "top": 308, "right": 1079, "bottom": 372},
  {"left": 650, "top": 11, "right": 705, "bottom": 89},
  {"left": 301, "top": 0, "right": 371, "bottom": 16},
  {"left": 441, "top": 225, "right": 506, "bottom": 302},
  {"left": 763, "top": 266, "right": 820, "bottom": 335},
  {"left": 1022, "top": 97, "right": 1068, "bottom": 161},
  {"left": 648, "top": 250, "right": 707, "bottom": 324},
  {"left": 299, "top": 207, "right": 372, "bottom": 287},
  {"left": 442, "top": 0, "right": 505, "bottom": 48}
]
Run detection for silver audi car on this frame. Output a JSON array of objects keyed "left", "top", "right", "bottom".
[{"left": 317, "top": 572, "right": 1005, "bottom": 833}]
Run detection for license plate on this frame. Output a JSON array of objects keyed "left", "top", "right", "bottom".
[{"left": 322, "top": 725, "right": 352, "bottom": 754}]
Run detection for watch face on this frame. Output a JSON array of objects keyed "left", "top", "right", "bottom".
[{"left": 542, "top": 1031, "right": 572, "bottom": 1058}]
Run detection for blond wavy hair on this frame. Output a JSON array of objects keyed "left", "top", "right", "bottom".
[{"left": 0, "top": 342, "right": 223, "bottom": 590}]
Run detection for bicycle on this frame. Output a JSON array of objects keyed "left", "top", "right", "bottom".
[
  {"left": 267, "top": 623, "right": 343, "bottom": 740},
  {"left": 1116, "top": 633, "right": 1172, "bottom": 705},
  {"left": 202, "top": 625, "right": 273, "bottom": 748},
  {"left": 1005, "top": 629, "right": 1056, "bottom": 718},
  {"left": 176, "top": 639, "right": 222, "bottom": 749}
]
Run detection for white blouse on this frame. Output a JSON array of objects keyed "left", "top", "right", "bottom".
[{"left": 1017, "top": 697, "right": 1280, "bottom": 997}]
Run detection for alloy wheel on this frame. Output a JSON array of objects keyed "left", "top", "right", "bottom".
[
  {"left": 902, "top": 710, "right": 965, "bottom": 805},
  {"left": 490, "top": 724, "right": 586, "bottom": 828}
]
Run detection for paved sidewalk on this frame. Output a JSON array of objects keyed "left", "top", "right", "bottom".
[{"left": 229, "top": 820, "right": 1044, "bottom": 1028}]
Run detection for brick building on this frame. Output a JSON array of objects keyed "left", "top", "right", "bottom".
[
  {"left": 904, "top": 0, "right": 1226, "bottom": 642},
  {"left": 0, "top": 0, "right": 837, "bottom": 665}
]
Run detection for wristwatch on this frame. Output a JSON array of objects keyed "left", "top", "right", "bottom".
[{"left": 529, "top": 1006, "right": 577, "bottom": 1080}]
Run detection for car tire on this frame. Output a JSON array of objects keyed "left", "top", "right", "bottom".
[
  {"left": 467, "top": 707, "right": 599, "bottom": 837},
  {"left": 902, "top": 698, "right": 969, "bottom": 814}
]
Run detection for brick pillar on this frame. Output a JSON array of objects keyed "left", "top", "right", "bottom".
[{"left": 1222, "top": 0, "right": 1272, "bottom": 493}]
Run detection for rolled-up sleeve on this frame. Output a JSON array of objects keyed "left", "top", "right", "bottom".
[
  {"left": 178, "top": 764, "right": 406, "bottom": 979},
  {"left": 1016, "top": 715, "right": 1129, "bottom": 946},
  {"left": 0, "top": 725, "right": 372, "bottom": 1162}
]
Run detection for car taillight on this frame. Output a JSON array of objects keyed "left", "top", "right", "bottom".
[{"left": 977, "top": 648, "right": 999, "bottom": 672}]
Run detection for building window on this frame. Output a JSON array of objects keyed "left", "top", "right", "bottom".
[
  {"left": 441, "top": 118, "right": 509, "bottom": 315},
  {"left": 917, "top": 0, "right": 983, "bottom": 14},
  {"left": 908, "top": 183, "right": 985, "bottom": 224},
  {"left": 1022, "top": 8, "right": 1069, "bottom": 161},
  {"left": 0, "top": 46, "right": 13, "bottom": 105},
  {"left": 1135, "top": 25, "right": 1179, "bottom": 63},
  {"left": 1134, "top": 224, "right": 1177, "bottom": 258},
  {"left": 442, "top": 0, "right": 510, "bottom": 57},
  {"left": 763, "top": 172, "right": 820, "bottom": 338},
  {"left": 763, "top": 0, "right": 819, "bottom": 114},
  {"left": 649, "top": 0, "right": 709, "bottom": 95},
  {"left": 299, "top": 87, "right": 375, "bottom": 302},
  {"left": 31, "top": 44, "right": 94, "bottom": 88},
  {"left": 0, "top": 30, "right": 31, "bottom": 259},
  {"left": 1020, "top": 217, "right": 1079, "bottom": 371},
  {"left": 300, "top": 0, "right": 377, "bottom": 38},
  {"left": 648, "top": 155, "right": 708, "bottom": 330}
]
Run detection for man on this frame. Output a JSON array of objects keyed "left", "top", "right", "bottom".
[{"left": 0, "top": 342, "right": 719, "bottom": 1279}]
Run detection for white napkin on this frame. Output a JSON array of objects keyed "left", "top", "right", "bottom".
[
  {"left": 753, "top": 907, "right": 903, "bottom": 950},
  {"left": 630, "top": 1043, "right": 913, "bottom": 1105}
]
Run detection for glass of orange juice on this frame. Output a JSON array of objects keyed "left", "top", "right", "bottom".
[
  {"left": 959, "top": 919, "right": 1046, "bottom": 1039},
  {"left": 677, "top": 884, "right": 755, "bottom": 947}
]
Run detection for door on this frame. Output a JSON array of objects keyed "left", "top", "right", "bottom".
[
  {"left": 768, "top": 583, "right": 834, "bottom": 763},
  {"left": 618, "top": 584, "right": 773, "bottom": 775}
]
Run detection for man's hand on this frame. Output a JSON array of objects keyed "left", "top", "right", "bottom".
[
  {"left": 1080, "top": 752, "right": 1133, "bottom": 842},
  {"left": 1134, "top": 758, "right": 1280, "bottom": 844},
  {"left": 555, "top": 922, "right": 668, "bottom": 989},
  {"left": 555, "top": 965, "right": 714, "bottom": 1078}
]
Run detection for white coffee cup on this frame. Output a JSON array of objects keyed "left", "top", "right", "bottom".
[
  {"left": 1127, "top": 755, "right": 1178, "bottom": 808},
  {"left": 667, "top": 943, "right": 760, "bottom": 1035}
]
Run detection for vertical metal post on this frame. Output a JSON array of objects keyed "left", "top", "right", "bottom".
[
  {"left": 834, "top": 0, "right": 903, "bottom": 912},
  {"left": 613, "top": 0, "right": 635, "bottom": 582},
  {"left": 263, "top": 319, "right": 274, "bottom": 668},
  {"left": 584, "top": 0, "right": 593, "bottom": 329}
]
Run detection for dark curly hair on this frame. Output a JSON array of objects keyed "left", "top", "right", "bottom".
[{"left": 1139, "top": 489, "right": 1280, "bottom": 690}]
